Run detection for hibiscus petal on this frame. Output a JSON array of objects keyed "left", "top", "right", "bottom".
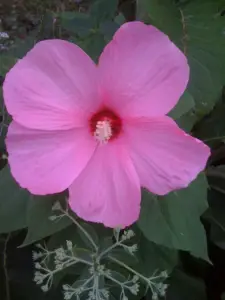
[
  {"left": 124, "top": 116, "right": 210, "bottom": 195},
  {"left": 3, "top": 40, "right": 99, "bottom": 130},
  {"left": 6, "top": 121, "right": 96, "bottom": 195},
  {"left": 98, "top": 21, "right": 189, "bottom": 118},
  {"left": 69, "top": 140, "right": 141, "bottom": 228}
]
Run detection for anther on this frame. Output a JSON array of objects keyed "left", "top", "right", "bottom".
[{"left": 94, "top": 120, "right": 112, "bottom": 143}]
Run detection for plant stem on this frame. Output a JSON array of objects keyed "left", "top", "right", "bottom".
[
  {"left": 104, "top": 273, "right": 130, "bottom": 291},
  {"left": 46, "top": 257, "right": 92, "bottom": 279},
  {"left": 108, "top": 256, "right": 150, "bottom": 285},
  {"left": 98, "top": 240, "right": 124, "bottom": 259},
  {"left": 60, "top": 207, "right": 98, "bottom": 252}
]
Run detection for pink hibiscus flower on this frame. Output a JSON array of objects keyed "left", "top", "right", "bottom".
[{"left": 3, "top": 22, "right": 210, "bottom": 228}]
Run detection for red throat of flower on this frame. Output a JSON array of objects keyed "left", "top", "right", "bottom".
[{"left": 89, "top": 108, "right": 122, "bottom": 143}]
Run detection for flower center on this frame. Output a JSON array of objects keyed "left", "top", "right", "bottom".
[{"left": 90, "top": 109, "right": 122, "bottom": 143}]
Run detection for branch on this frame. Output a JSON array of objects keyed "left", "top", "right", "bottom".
[{"left": 59, "top": 207, "right": 98, "bottom": 252}]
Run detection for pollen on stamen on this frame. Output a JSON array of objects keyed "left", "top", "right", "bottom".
[
  {"left": 90, "top": 108, "right": 122, "bottom": 143},
  {"left": 94, "top": 120, "right": 112, "bottom": 143}
]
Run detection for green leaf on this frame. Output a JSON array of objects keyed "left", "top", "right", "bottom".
[
  {"left": 0, "top": 54, "right": 17, "bottom": 76},
  {"left": 73, "top": 247, "right": 93, "bottom": 264},
  {"left": 138, "top": 174, "right": 209, "bottom": 261},
  {"left": 99, "top": 21, "right": 119, "bottom": 41},
  {"left": 138, "top": 236, "right": 178, "bottom": 277},
  {"left": 60, "top": 12, "right": 94, "bottom": 38},
  {"left": 7, "top": 31, "right": 38, "bottom": 58},
  {"left": 21, "top": 193, "right": 71, "bottom": 246},
  {"left": 99, "top": 236, "right": 113, "bottom": 253},
  {"left": 169, "top": 91, "right": 197, "bottom": 131},
  {"left": 0, "top": 166, "right": 30, "bottom": 233},
  {"left": 137, "top": 0, "right": 225, "bottom": 116},
  {"left": 109, "top": 270, "right": 127, "bottom": 282},
  {"left": 71, "top": 266, "right": 93, "bottom": 292},
  {"left": 166, "top": 269, "right": 207, "bottom": 300},
  {"left": 176, "top": 110, "right": 198, "bottom": 132},
  {"left": 79, "top": 32, "right": 106, "bottom": 62},
  {"left": 169, "top": 91, "right": 195, "bottom": 120},
  {"left": 47, "top": 224, "right": 86, "bottom": 250},
  {"left": 109, "top": 248, "right": 139, "bottom": 266},
  {"left": 89, "top": 0, "right": 118, "bottom": 25}
]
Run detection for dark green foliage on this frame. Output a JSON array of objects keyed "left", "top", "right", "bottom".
[{"left": 1, "top": 0, "right": 225, "bottom": 299}]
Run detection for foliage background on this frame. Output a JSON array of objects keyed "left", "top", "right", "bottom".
[{"left": 0, "top": 0, "right": 225, "bottom": 299}]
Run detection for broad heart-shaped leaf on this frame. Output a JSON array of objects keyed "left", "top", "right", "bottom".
[
  {"left": 168, "top": 91, "right": 197, "bottom": 132},
  {"left": 0, "top": 166, "right": 30, "bottom": 233},
  {"left": 78, "top": 32, "right": 106, "bottom": 62},
  {"left": 21, "top": 193, "right": 72, "bottom": 246},
  {"left": 137, "top": 0, "right": 225, "bottom": 116},
  {"left": 165, "top": 269, "right": 207, "bottom": 300},
  {"left": 138, "top": 235, "right": 178, "bottom": 277},
  {"left": 109, "top": 248, "right": 139, "bottom": 267},
  {"left": 176, "top": 110, "right": 198, "bottom": 132},
  {"left": 48, "top": 220, "right": 111, "bottom": 251},
  {"left": 138, "top": 174, "right": 209, "bottom": 261},
  {"left": 168, "top": 90, "right": 197, "bottom": 132},
  {"left": 47, "top": 224, "right": 87, "bottom": 250},
  {"left": 169, "top": 91, "right": 195, "bottom": 120}
]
